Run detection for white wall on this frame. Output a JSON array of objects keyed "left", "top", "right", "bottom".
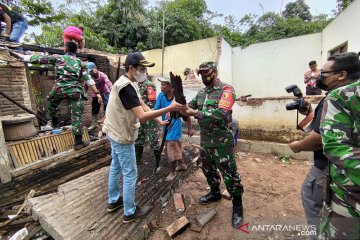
[
  {"left": 232, "top": 33, "right": 322, "bottom": 98},
  {"left": 217, "top": 39, "right": 233, "bottom": 85},
  {"left": 321, "top": 0, "right": 360, "bottom": 62}
]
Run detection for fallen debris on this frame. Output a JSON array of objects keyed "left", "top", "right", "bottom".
[
  {"left": 195, "top": 209, "right": 217, "bottom": 227},
  {"left": 173, "top": 193, "right": 185, "bottom": 213},
  {"left": 165, "top": 216, "right": 190, "bottom": 238}
]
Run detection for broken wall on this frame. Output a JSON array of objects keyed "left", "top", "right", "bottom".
[{"left": 0, "top": 62, "right": 33, "bottom": 117}]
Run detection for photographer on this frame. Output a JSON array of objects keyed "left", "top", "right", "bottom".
[{"left": 288, "top": 91, "right": 327, "bottom": 239}]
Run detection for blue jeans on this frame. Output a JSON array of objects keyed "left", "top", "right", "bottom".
[
  {"left": 107, "top": 136, "right": 137, "bottom": 216},
  {"left": 10, "top": 20, "right": 28, "bottom": 43}
]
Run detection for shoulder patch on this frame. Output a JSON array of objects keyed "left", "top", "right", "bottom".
[
  {"left": 147, "top": 86, "right": 156, "bottom": 101},
  {"left": 218, "top": 86, "right": 234, "bottom": 110}
]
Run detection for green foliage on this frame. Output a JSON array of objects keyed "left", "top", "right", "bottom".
[
  {"left": 334, "top": 0, "right": 354, "bottom": 15},
  {"left": 16, "top": 0, "right": 66, "bottom": 26},
  {"left": 282, "top": 0, "right": 312, "bottom": 21},
  {"left": 23, "top": 0, "right": 336, "bottom": 53}
]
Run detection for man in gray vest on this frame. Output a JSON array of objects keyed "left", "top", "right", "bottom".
[{"left": 102, "top": 52, "right": 187, "bottom": 223}]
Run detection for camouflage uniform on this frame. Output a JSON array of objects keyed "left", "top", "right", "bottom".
[
  {"left": 135, "top": 79, "right": 160, "bottom": 161},
  {"left": 320, "top": 80, "right": 360, "bottom": 240},
  {"left": 29, "top": 54, "right": 94, "bottom": 136},
  {"left": 188, "top": 79, "right": 243, "bottom": 197}
]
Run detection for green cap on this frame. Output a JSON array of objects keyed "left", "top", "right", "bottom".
[{"left": 198, "top": 62, "right": 217, "bottom": 71}]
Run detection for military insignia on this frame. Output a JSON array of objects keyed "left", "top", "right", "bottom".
[
  {"left": 219, "top": 86, "right": 234, "bottom": 110},
  {"left": 147, "top": 86, "right": 156, "bottom": 101}
]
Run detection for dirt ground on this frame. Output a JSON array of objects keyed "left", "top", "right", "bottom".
[{"left": 149, "top": 151, "right": 313, "bottom": 240}]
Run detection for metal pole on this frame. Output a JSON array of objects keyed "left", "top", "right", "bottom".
[{"left": 161, "top": 10, "right": 165, "bottom": 77}]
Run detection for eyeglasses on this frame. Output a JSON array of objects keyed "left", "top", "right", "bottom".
[{"left": 320, "top": 70, "right": 340, "bottom": 78}]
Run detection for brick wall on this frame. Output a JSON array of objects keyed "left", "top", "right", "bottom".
[{"left": 0, "top": 64, "right": 32, "bottom": 117}]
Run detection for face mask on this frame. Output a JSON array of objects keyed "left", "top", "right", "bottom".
[
  {"left": 315, "top": 73, "right": 338, "bottom": 91},
  {"left": 133, "top": 69, "right": 147, "bottom": 83},
  {"left": 201, "top": 72, "right": 214, "bottom": 86},
  {"left": 315, "top": 75, "right": 328, "bottom": 90}
]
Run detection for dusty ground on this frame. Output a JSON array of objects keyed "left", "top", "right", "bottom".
[{"left": 149, "top": 151, "right": 312, "bottom": 240}]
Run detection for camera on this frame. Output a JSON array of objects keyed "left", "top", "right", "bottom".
[{"left": 285, "top": 85, "right": 307, "bottom": 111}]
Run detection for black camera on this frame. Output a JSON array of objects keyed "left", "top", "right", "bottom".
[{"left": 285, "top": 85, "right": 306, "bottom": 111}]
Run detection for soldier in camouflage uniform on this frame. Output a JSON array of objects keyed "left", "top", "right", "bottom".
[
  {"left": 15, "top": 42, "right": 102, "bottom": 150},
  {"left": 318, "top": 52, "right": 360, "bottom": 239},
  {"left": 185, "top": 62, "right": 244, "bottom": 228},
  {"left": 134, "top": 77, "right": 161, "bottom": 162}
]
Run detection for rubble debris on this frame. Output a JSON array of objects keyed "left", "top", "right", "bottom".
[
  {"left": 189, "top": 220, "right": 202, "bottom": 233},
  {"left": 195, "top": 209, "right": 217, "bottom": 227},
  {"left": 165, "top": 216, "right": 190, "bottom": 238},
  {"left": 173, "top": 193, "right": 185, "bottom": 213},
  {"left": 9, "top": 227, "right": 28, "bottom": 240}
]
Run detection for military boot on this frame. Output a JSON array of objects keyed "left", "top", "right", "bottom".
[
  {"left": 88, "top": 114, "right": 99, "bottom": 132},
  {"left": 51, "top": 117, "right": 60, "bottom": 129},
  {"left": 135, "top": 145, "right": 144, "bottom": 163},
  {"left": 200, "top": 187, "right": 222, "bottom": 204},
  {"left": 232, "top": 195, "right": 244, "bottom": 228},
  {"left": 74, "top": 134, "right": 90, "bottom": 150}
]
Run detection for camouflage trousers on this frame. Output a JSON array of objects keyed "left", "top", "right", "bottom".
[
  {"left": 320, "top": 198, "right": 360, "bottom": 239},
  {"left": 200, "top": 147, "right": 243, "bottom": 197},
  {"left": 135, "top": 120, "right": 160, "bottom": 160},
  {"left": 48, "top": 89, "right": 84, "bottom": 136}
]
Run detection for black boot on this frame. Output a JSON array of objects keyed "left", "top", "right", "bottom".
[
  {"left": 200, "top": 187, "right": 222, "bottom": 204},
  {"left": 232, "top": 195, "right": 244, "bottom": 228},
  {"left": 135, "top": 145, "right": 144, "bottom": 163},
  {"left": 51, "top": 117, "right": 60, "bottom": 129},
  {"left": 74, "top": 134, "right": 90, "bottom": 150}
]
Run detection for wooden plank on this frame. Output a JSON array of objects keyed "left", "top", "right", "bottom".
[
  {"left": 49, "top": 137, "right": 57, "bottom": 155},
  {"left": 54, "top": 136, "right": 62, "bottom": 153},
  {"left": 30, "top": 141, "right": 39, "bottom": 162},
  {"left": 65, "top": 134, "right": 72, "bottom": 150},
  {"left": 26, "top": 142, "right": 36, "bottom": 163},
  {"left": 37, "top": 139, "right": 46, "bottom": 158},
  {"left": 9, "top": 146, "right": 20, "bottom": 168},
  {"left": 19, "top": 143, "right": 30, "bottom": 164},
  {"left": 32, "top": 140, "right": 41, "bottom": 160},
  {"left": 60, "top": 134, "right": 67, "bottom": 151},
  {"left": 14, "top": 145, "right": 25, "bottom": 167},
  {"left": 41, "top": 138, "right": 50, "bottom": 157}
]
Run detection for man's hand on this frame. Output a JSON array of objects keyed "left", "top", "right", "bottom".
[
  {"left": 158, "top": 120, "right": 169, "bottom": 126},
  {"left": 96, "top": 94, "right": 103, "bottom": 104},
  {"left": 168, "top": 101, "right": 187, "bottom": 112},
  {"left": 289, "top": 141, "right": 301, "bottom": 153},
  {"left": 299, "top": 100, "right": 312, "bottom": 115},
  {"left": 181, "top": 107, "right": 196, "bottom": 116}
]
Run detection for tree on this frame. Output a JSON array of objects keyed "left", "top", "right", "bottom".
[
  {"left": 333, "top": 0, "right": 354, "bottom": 15},
  {"left": 282, "top": 0, "right": 312, "bottom": 21},
  {"left": 14, "top": 0, "right": 66, "bottom": 26}
]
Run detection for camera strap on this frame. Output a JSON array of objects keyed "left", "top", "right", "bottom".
[{"left": 297, "top": 111, "right": 315, "bottom": 132}]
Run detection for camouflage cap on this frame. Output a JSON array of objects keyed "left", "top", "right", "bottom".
[
  {"left": 184, "top": 67, "right": 191, "bottom": 73},
  {"left": 199, "top": 62, "right": 217, "bottom": 71},
  {"left": 158, "top": 76, "right": 171, "bottom": 84}
]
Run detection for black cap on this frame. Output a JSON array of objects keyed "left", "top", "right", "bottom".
[{"left": 124, "top": 52, "right": 155, "bottom": 67}]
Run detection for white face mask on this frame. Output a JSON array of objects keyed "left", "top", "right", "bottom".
[{"left": 133, "top": 69, "right": 147, "bottom": 83}]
